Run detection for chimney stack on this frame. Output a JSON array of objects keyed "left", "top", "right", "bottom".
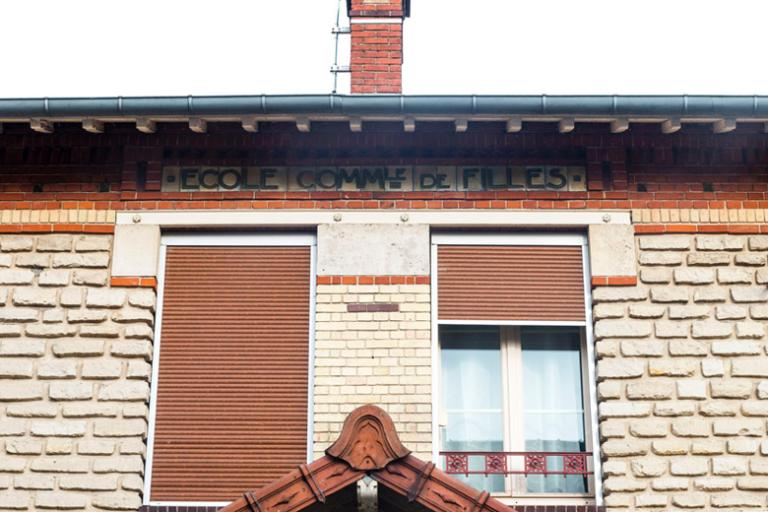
[{"left": 348, "top": 0, "right": 409, "bottom": 94}]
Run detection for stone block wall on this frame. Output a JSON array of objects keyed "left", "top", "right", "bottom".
[
  {"left": 0, "top": 234, "right": 155, "bottom": 511},
  {"left": 594, "top": 234, "right": 768, "bottom": 511},
  {"left": 313, "top": 279, "right": 432, "bottom": 461}
]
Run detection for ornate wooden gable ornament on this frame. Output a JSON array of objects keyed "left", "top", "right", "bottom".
[{"left": 219, "top": 404, "right": 516, "bottom": 512}]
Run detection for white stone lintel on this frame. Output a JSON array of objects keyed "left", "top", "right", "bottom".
[
  {"left": 117, "top": 210, "right": 631, "bottom": 228},
  {"left": 318, "top": 224, "right": 430, "bottom": 275}
]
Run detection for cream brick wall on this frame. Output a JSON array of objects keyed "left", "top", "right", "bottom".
[
  {"left": 631, "top": 208, "right": 768, "bottom": 224},
  {"left": 313, "top": 283, "right": 432, "bottom": 460},
  {"left": 595, "top": 234, "right": 768, "bottom": 511},
  {"left": 0, "top": 234, "right": 155, "bottom": 511}
]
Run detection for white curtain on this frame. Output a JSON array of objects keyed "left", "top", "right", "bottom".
[
  {"left": 441, "top": 326, "right": 504, "bottom": 493},
  {"left": 521, "top": 327, "right": 586, "bottom": 493},
  {"left": 440, "top": 326, "right": 587, "bottom": 495}
]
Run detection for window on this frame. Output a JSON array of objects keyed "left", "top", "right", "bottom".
[
  {"left": 144, "top": 233, "right": 315, "bottom": 505},
  {"left": 440, "top": 325, "right": 590, "bottom": 495},
  {"left": 432, "top": 233, "right": 598, "bottom": 501}
]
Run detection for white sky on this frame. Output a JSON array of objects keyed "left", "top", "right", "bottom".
[{"left": 2, "top": 0, "right": 767, "bottom": 97}]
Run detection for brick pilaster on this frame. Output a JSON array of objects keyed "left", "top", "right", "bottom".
[
  {"left": 349, "top": 0, "right": 407, "bottom": 94},
  {"left": 313, "top": 277, "right": 432, "bottom": 460}
]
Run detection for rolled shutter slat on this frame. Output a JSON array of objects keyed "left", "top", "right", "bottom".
[
  {"left": 437, "top": 245, "right": 585, "bottom": 321},
  {"left": 150, "top": 246, "right": 310, "bottom": 502}
]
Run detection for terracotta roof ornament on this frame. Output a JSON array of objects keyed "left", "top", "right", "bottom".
[
  {"left": 325, "top": 404, "right": 410, "bottom": 471},
  {"left": 218, "top": 404, "right": 517, "bottom": 512}
]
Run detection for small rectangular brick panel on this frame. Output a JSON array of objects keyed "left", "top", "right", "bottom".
[
  {"left": 347, "top": 303, "right": 399, "bottom": 313},
  {"left": 0, "top": 234, "right": 156, "bottom": 511},
  {"left": 595, "top": 233, "right": 768, "bottom": 511}
]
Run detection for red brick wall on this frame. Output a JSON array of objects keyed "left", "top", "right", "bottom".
[
  {"left": 349, "top": 0, "right": 405, "bottom": 94},
  {"left": 350, "top": 23, "right": 403, "bottom": 94},
  {"left": 0, "top": 122, "right": 766, "bottom": 213}
]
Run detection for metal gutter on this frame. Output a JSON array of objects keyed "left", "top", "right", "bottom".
[{"left": 1, "top": 95, "right": 767, "bottom": 121}]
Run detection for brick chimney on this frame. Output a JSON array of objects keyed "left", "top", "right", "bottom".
[{"left": 348, "top": 0, "right": 409, "bottom": 94}]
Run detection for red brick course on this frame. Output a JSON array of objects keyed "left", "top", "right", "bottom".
[
  {"left": 591, "top": 276, "right": 638, "bottom": 287},
  {"left": 109, "top": 277, "right": 158, "bottom": 288},
  {"left": 317, "top": 275, "right": 430, "bottom": 285}
]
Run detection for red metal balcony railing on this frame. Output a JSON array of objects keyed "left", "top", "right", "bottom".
[{"left": 440, "top": 451, "right": 593, "bottom": 477}]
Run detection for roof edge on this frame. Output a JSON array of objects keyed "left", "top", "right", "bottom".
[
  {"left": 218, "top": 405, "right": 520, "bottom": 512},
  {"left": 1, "top": 94, "right": 767, "bottom": 120}
]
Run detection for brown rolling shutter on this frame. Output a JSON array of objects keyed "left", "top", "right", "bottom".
[
  {"left": 150, "top": 245, "right": 311, "bottom": 502},
  {"left": 437, "top": 245, "right": 585, "bottom": 321}
]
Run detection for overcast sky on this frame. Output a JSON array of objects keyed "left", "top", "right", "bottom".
[{"left": 2, "top": 0, "right": 767, "bottom": 97}]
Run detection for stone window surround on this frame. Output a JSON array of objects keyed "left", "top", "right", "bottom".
[
  {"left": 437, "top": 325, "right": 595, "bottom": 499},
  {"left": 111, "top": 210, "right": 632, "bottom": 279},
  {"left": 142, "top": 233, "right": 317, "bottom": 507},
  {"left": 431, "top": 232, "right": 601, "bottom": 507},
  {"left": 109, "top": 209, "right": 634, "bottom": 509}
]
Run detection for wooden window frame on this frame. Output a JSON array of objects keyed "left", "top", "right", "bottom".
[
  {"left": 430, "top": 233, "right": 602, "bottom": 507},
  {"left": 143, "top": 232, "right": 317, "bottom": 507}
]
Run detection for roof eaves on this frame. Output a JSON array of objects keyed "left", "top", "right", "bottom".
[{"left": 1, "top": 95, "right": 767, "bottom": 132}]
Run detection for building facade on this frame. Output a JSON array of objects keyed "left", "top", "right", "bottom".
[{"left": 1, "top": 2, "right": 768, "bottom": 511}]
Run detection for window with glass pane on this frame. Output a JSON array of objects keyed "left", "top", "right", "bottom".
[
  {"left": 440, "top": 326, "right": 504, "bottom": 493},
  {"left": 439, "top": 325, "right": 589, "bottom": 496},
  {"left": 521, "top": 327, "right": 586, "bottom": 493}
]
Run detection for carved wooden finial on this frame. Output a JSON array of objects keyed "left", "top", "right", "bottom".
[{"left": 326, "top": 405, "right": 411, "bottom": 471}]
